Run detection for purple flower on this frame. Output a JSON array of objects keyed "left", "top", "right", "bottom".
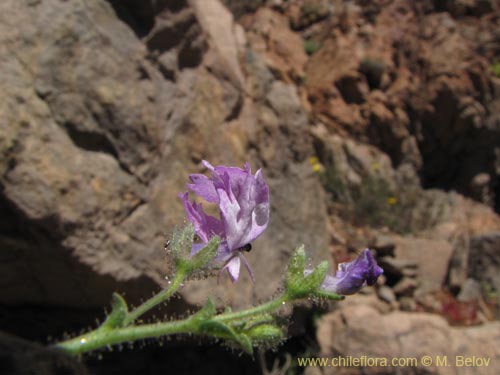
[
  {"left": 307, "top": 249, "right": 383, "bottom": 295},
  {"left": 179, "top": 160, "right": 270, "bottom": 283}
]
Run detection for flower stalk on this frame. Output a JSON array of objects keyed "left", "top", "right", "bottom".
[{"left": 122, "top": 270, "right": 187, "bottom": 326}]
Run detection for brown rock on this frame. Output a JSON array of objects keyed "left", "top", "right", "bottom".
[
  {"left": 468, "top": 232, "right": 500, "bottom": 310},
  {"left": 190, "top": 0, "right": 245, "bottom": 88},
  {"left": 393, "top": 277, "right": 418, "bottom": 297},
  {"left": 394, "top": 237, "right": 454, "bottom": 294},
  {"left": 245, "top": 8, "right": 308, "bottom": 83},
  {"left": 0, "top": 0, "right": 330, "bottom": 312},
  {"left": 317, "top": 302, "right": 500, "bottom": 375},
  {"left": 369, "top": 233, "right": 396, "bottom": 257}
]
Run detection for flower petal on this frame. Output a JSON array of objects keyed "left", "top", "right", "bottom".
[
  {"left": 180, "top": 160, "right": 270, "bottom": 283},
  {"left": 187, "top": 174, "right": 219, "bottom": 203},
  {"left": 224, "top": 256, "right": 241, "bottom": 283},
  {"left": 306, "top": 249, "right": 383, "bottom": 295},
  {"left": 179, "top": 192, "right": 224, "bottom": 243},
  {"left": 217, "top": 185, "right": 251, "bottom": 250}
]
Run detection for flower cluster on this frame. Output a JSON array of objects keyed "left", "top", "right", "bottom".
[{"left": 179, "top": 160, "right": 270, "bottom": 282}]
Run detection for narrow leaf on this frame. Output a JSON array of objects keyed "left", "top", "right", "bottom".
[
  {"left": 192, "top": 298, "right": 216, "bottom": 323},
  {"left": 198, "top": 320, "right": 253, "bottom": 354},
  {"left": 102, "top": 293, "right": 128, "bottom": 329}
]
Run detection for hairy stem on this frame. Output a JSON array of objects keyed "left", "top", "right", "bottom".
[
  {"left": 55, "top": 291, "right": 292, "bottom": 356},
  {"left": 214, "top": 295, "right": 288, "bottom": 323},
  {"left": 123, "top": 271, "right": 186, "bottom": 326},
  {"left": 55, "top": 318, "right": 193, "bottom": 355}
]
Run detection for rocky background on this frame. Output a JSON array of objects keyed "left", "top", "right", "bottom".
[{"left": 1, "top": 0, "right": 500, "bottom": 374}]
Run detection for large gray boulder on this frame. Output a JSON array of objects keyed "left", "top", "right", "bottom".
[{"left": 0, "top": 0, "right": 330, "bottom": 310}]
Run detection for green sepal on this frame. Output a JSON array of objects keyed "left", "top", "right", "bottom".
[
  {"left": 187, "top": 236, "right": 220, "bottom": 271},
  {"left": 285, "top": 245, "right": 306, "bottom": 290},
  {"left": 102, "top": 293, "right": 128, "bottom": 329},
  {"left": 170, "top": 224, "right": 219, "bottom": 275},
  {"left": 315, "top": 290, "right": 345, "bottom": 301},
  {"left": 169, "top": 224, "right": 195, "bottom": 264},
  {"left": 303, "top": 261, "right": 329, "bottom": 292},
  {"left": 285, "top": 254, "right": 329, "bottom": 299},
  {"left": 245, "top": 323, "right": 283, "bottom": 344},
  {"left": 198, "top": 320, "right": 253, "bottom": 354}
]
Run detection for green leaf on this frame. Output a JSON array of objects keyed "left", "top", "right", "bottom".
[
  {"left": 198, "top": 320, "right": 253, "bottom": 354},
  {"left": 191, "top": 298, "right": 216, "bottom": 323},
  {"left": 102, "top": 293, "right": 128, "bottom": 329},
  {"left": 234, "top": 333, "right": 253, "bottom": 354}
]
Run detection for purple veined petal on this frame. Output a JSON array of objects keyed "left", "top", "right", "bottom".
[
  {"left": 305, "top": 249, "right": 383, "bottom": 295},
  {"left": 254, "top": 169, "right": 270, "bottom": 206},
  {"left": 363, "top": 249, "right": 384, "bottom": 286},
  {"left": 213, "top": 163, "right": 253, "bottom": 201},
  {"left": 328, "top": 249, "right": 383, "bottom": 295},
  {"left": 235, "top": 167, "right": 255, "bottom": 221},
  {"left": 180, "top": 160, "right": 270, "bottom": 283},
  {"left": 202, "top": 160, "right": 215, "bottom": 171},
  {"left": 221, "top": 256, "right": 241, "bottom": 283},
  {"left": 217, "top": 185, "right": 252, "bottom": 250},
  {"left": 179, "top": 192, "right": 224, "bottom": 243},
  {"left": 187, "top": 174, "right": 219, "bottom": 203},
  {"left": 235, "top": 202, "right": 269, "bottom": 247}
]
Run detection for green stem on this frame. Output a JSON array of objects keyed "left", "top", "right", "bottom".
[
  {"left": 55, "top": 292, "right": 292, "bottom": 356},
  {"left": 214, "top": 294, "right": 288, "bottom": 323},
  {"left": 123, "top": 271, "right": 186, "bottom": 326},
  {"left": 55, "top": 318, "right": 194, "bottom": 355}
]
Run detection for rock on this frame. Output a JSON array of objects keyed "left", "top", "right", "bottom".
[
  {"left": 468, "top": 232, "right": 500, "bottom": 308},
  {"left": 399, "top": 296, "right": 418, "bottom": 312},
  {"left": 288, "top": 0, "right": 331, "bottom": 31},
  {"left": 0, "top": 0, "right": 163, "bottom": 307},
  {"left": 435, "top": 0, "right": 497, "bottom": 17},
  {"left": 222, "top": 0, "right": 264, "bottom": 18},
  {"left": 393, "top": 277, "right": 418, "bottom": 297},
  {"left": 394, "top": 237, "right": 454, "bottom": 294},
  {"left": 301, "top": 0, "right": 500, "bottom": 213},
  {"left": 0, "top": 0, "right": 330, "bottom": 313},
  {"left": 378, "top": 257, "right": 418, "bottom": 279},
  {"left": 427, "top": 194, "right": 500, "bottom": 291},
  {"left": 316, "top": 302, "right": 500, "bottom": 375},
  {"left": 457, "top": 278, "right": 483, "bottom": 302},
  {"left": 468, "top": 172, "right": 493, "bottom": 206},
  {"left": 369, "top": 233, "right": 396, "bottom": 257},
  {"left": 190, "top": 0, "right": 245, "bottom": 88},
  {"left": 244, "top": 8, "right": 308, "bottom": 83},
  {"left": 377, "top": 285, "right": 397, "bottom": 304},
  {"left": 311, "top": 125, "right": 397, "bottom": 195},
  {"left": 335, "top": 72, "right": 369, "bottom": 104}
]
